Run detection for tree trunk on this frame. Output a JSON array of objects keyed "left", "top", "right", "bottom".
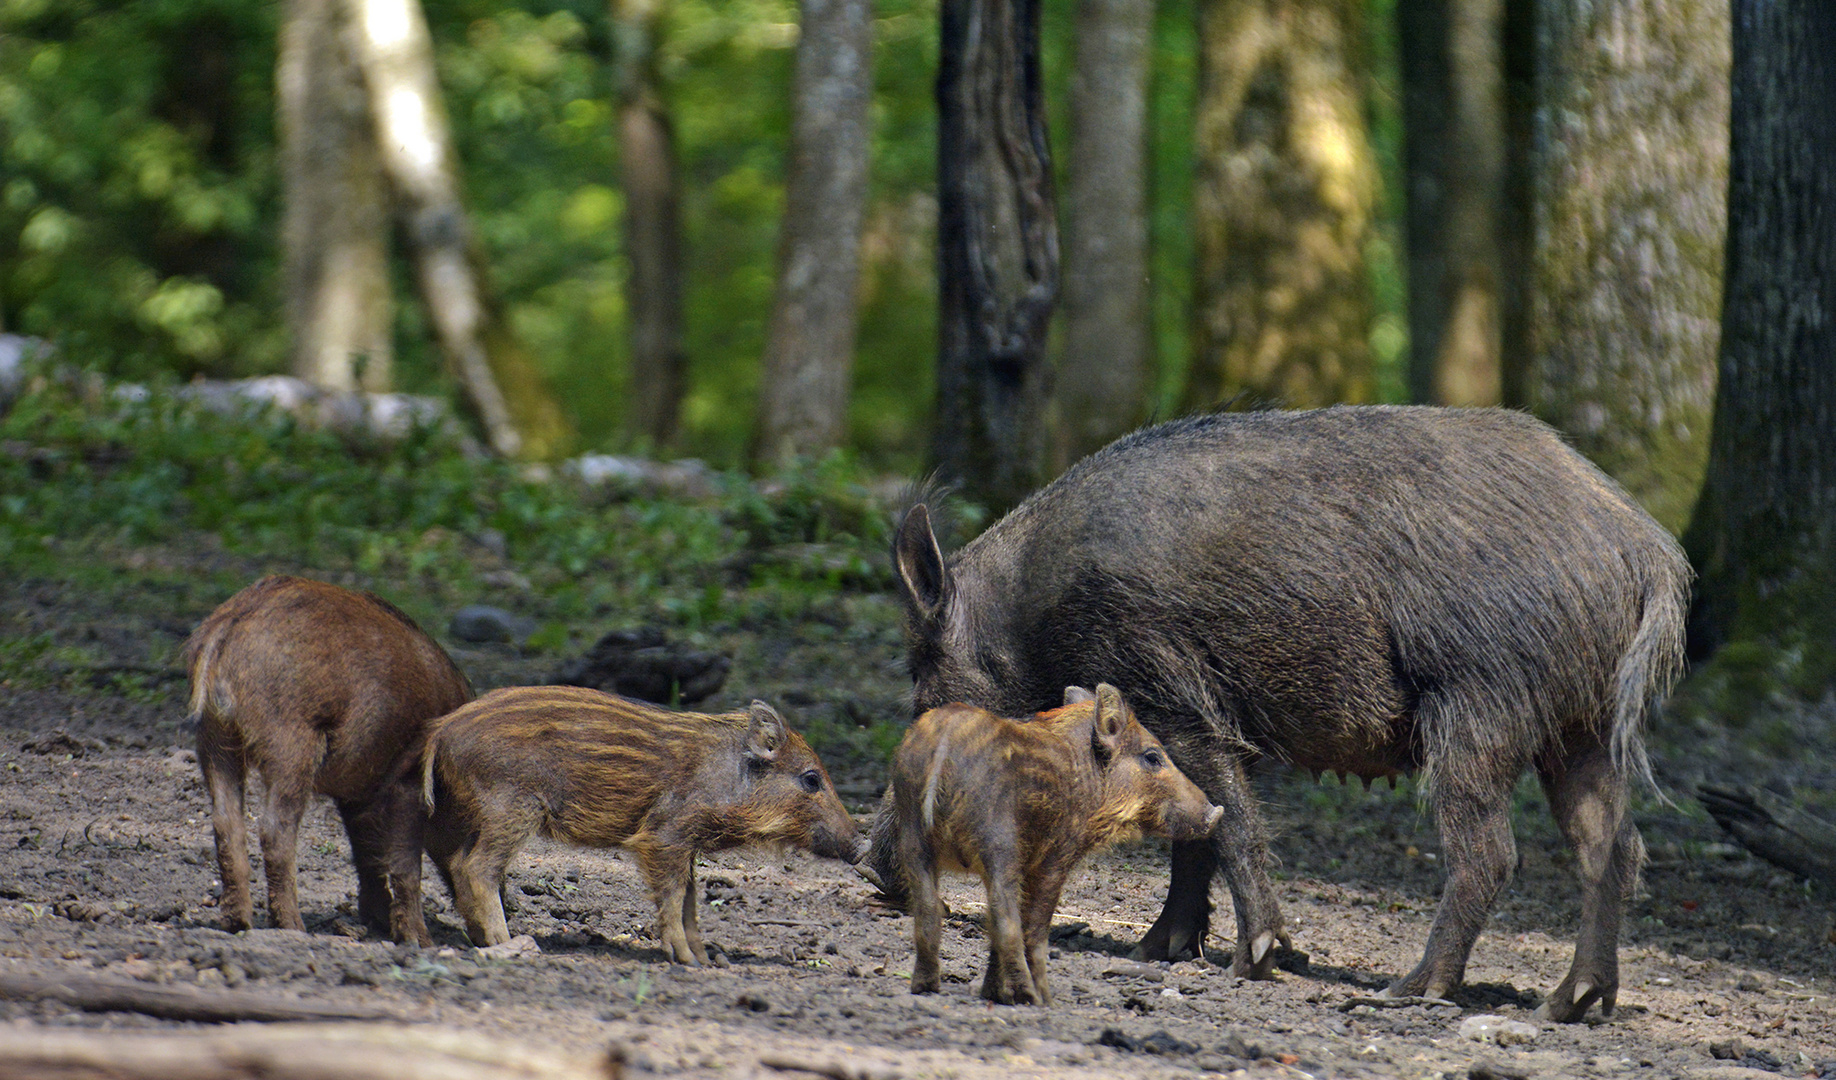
[
  {"left": 1682, "top": 0, "right": 1836, "bottom": 690},
  {"left": 613, "top": 0, "right": 687, "bottom": 453},
  {"left": 1520, "top": 0, "right": 1728, "bottom": 533},
  {"left": 279, "top": 0, "right": 394, "bottom": 393},
  {"left": 1053, "top": 0, "right": 1154, "bottom": 470},
  {"left": 344, "top": 0, "right": 571, "bottom": 459},
  {"left": 1398, "top": 0, "right": 1504, "bottom": 407},
  {"left": 934, "top": 0, "right": 1059, "bottom": 513},
  {"left": 1183, "top": 0, "right": 1378, "bottom": 413},
  {"left": 752, "top": 0, "right": 873, "bottom": 470}
]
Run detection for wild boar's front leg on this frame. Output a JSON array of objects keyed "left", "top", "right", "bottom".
[
  {"left": 637, "top": 844, "right": 701, "bottom": 965},
  {"left": 1138, "top": 739, "right": 1288, "bottom": 977},
  {"left": 1534, "top": 740, "right": 1638, "bottom": 1022},
  {"left": 679, "top": 858, "right": 712, "bottom": 965}
]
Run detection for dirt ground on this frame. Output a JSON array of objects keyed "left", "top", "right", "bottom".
[{"left": 1, "top": 567, "right": 1834, "bottom": 1080}]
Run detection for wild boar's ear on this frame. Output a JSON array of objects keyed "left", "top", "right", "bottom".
[
  {"left": 746, "top": 700, "right": 786, "bottom": 762},
  {"left": 894, "top": 504, "right": 950, "bottom": 623},
  {"left": 1063, "top": 685, "right": 1096, "bottom": 706},
  {"left": 1092, "top": 683, "right": 1127, "bottom": 759}
]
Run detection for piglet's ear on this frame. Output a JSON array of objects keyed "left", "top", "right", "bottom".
[
  {"left": 1092, "top": 683, "right": 1128, "bottom": 759},
  {"left": 746, "top": 701, "right": 786, "bottom": 762},
  {"left": 1063, "top": 685, "right": 1096, "bottom": 706}
]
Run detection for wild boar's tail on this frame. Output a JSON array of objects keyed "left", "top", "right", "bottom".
[
  {"left": 1610, "top": 557, "right": 1690, "bottom": 797},
  {"left": 182, "top": 621, "right": 229, "bottom": 729},
  {"left": 421, "top": 730, "right": 441, "bottom": 812}
]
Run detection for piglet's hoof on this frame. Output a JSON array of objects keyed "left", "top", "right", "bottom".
[{"left": 477, "top": 934, "right": 540, "bottom": 960}]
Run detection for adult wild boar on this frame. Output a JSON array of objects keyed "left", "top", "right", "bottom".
[{"left": 871, "top": 406, "right": 1689, "bottom": 1022}]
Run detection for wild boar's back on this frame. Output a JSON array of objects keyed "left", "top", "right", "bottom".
[{"left": 939, "top": 406, "right": 1690, "bottom": 783}]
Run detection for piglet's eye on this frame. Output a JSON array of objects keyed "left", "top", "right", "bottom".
[
  {"left": 1142, "top": 749, "right": 1166, "bottom": 770},
  {"left": 798, "top": 769, "right": 823, "bottom": 794}
]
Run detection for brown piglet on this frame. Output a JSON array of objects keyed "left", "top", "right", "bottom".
[
  {"left": 421, "top": 685, "right": 866, "bottom": 963},
  {"left": 186, "top": 575, "right": 473, "bottom": 944},
  {"left": 885, "top": 683, "right": 1221, "bottom": 1005}
]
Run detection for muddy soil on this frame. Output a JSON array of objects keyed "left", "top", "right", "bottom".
[{"left": 1, "top": 566, "right": 1833, "bottom": 1080}]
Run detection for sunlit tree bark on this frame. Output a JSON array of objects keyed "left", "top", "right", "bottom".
[
  {"left": 1398, "top": 0, "right": 1503, "bottom": 407},
  {"left": 934, "top": 0, "right": 1059, "bottom": 512},
  {"left": 1519, "top": 0, "right": 1728, "bottom": 532},
  {"left": 1682, "top": 0, "right": 1836, "bottom": 694},
  {"left": 753, "top": 0, "right": 873, "bottom": 470},
  {"left": 279, "top": 0, "right": 393, "bottom": 393},
  {"left": 613, "top": 0, "right": 687, "bottom": 452},
  {"left": 1184, "top": 0, "right": 1376, "bottom": 413},
  {"left": 1053, "top": 0, "right": 1153, "bottom": 470},
  {"left": 345, "top": 0, "right": 571, "bottom": 458}
]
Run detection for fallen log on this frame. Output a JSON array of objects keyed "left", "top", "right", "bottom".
[
  {"left": 0, "top": 1023, "right": 622, "bottom": 1080},
  {"left": 0, "top": 971, "right": 396, "bottom": 1024},
  {"left": 1698, "top": 784, "right": 1836, "bottom": 890}
]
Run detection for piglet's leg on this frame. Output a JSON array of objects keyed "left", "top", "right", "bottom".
[
  {"left": 258, "top": 771, "right": 312, "bottom": 933},
  {"left": 198, "top": 721, "right": 253, "bottom": 933},
  {"left": 979, "top": 857, "right": 1036, "bottom": 1005},
  {"left": 637, "top": 845, "right": 699, "bottom": 965},
  {"left": 901, "top": 835, "right": 943, "bottom": 995},
  {"left": 1020, "top": 868, "right": 1071, "bottom": 1007},
  {"left": 680, "top": 858, "right": 711, "bottom": 965},
  {"left": 450, "top": 842, "right": 512, "bottom": 947}
]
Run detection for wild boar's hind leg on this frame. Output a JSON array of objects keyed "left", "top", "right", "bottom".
[
  {"left": 198, "top": 720, "right": 253, "bottom": 932},
  {"left": 1020, "top": 867, "right": 1071, "bottom": 1006},
  {"left": 1387, "top": 727, "right": 1520, "bottom": 1002},
  {"left": 1534, "top": 738, "right": 1638, "bottom": 1022},
  {"left": 901, "top": 832, "right": 944, "bottom": 995},
  {"left": 257, "top": 767, "right": 313, "bottom": 932},
  {"left": 979, "top": 855, "right": 1037, "bottom": 1005},
  {"left": 337, "top": 797, "right": 399, "bottom": 938}
]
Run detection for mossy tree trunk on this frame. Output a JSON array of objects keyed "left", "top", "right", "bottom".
[
  {"left": 1682, "top": 0, "right": 1836, "bottom": 699},
  {"left": 345, "top": 0, "right": 572, "bottom": 459},
  {"left": 1053, "top": 0, "right": 1154, "bottom": 470},
  {"left": 1398, "top": 0, "right": 1504, "bottom": 407},
  {"left": 752, "top": 0, "right": 873, "bottom": 470},
  {"left": 934, "top": 0, "right": 1059, "bottom": 512},
  {"left": 1183, "top": 0, "right": 1378, "bottom": 413},
  {"left": 1519, "top": 0, "right": 1728, "bottom": 533},
  {"left": 613, "top": 0, "right": 687, "bottom": 453},
  {"left": 279, "top": 0, "right": 393, "bottom": 393}
]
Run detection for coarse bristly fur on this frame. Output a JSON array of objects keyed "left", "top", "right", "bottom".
[
  {"left": 887, "top": 684, "right": 1219, "bottom": 1006},
  {"left": 185, "top": 575, "right": 474, "bottom": 946},
  {"left": 867, "top": 405, "right": 1690, "bottom": 1024},
  {"left": 421, "top": 685, "right": 865, "bottom": 964}
]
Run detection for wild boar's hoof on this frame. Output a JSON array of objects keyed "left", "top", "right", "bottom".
[{"left": 1534, "top": 976, "right": 1614, "bottom": 1023}]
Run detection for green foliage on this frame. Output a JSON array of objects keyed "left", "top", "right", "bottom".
[
  {"left": 0, "top": 372, "right": 895, "bottom": 624},
  {"left": 0, "top": 0, "right": 281, "bottom": 379},
  {"left": 1, "top": 0, "right": 1411, "bottom": 469}
]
